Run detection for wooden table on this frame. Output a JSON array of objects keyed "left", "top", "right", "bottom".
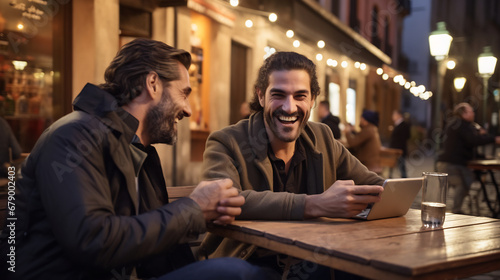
[
  {"left": 467, "top": 159, "right": 500, "bottom": 217},
  {"left": 209, "top": 209, "right": 500, "bottom": 280}
]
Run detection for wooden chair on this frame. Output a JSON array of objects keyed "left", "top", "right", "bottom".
[{"left": 379, "top": 147, "right": 403, "bottom": 178}]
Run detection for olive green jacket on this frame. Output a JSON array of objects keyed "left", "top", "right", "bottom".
[{"left": 199, "top": 111, "right": 384, "bottom": 259}]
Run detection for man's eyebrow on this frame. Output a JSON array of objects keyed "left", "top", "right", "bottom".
[{"left": 269, "top": 88, "right": 310, "bottom": 94}]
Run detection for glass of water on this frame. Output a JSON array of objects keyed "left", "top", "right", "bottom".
[{"left": 421, "top": 172, "right": 448, "bottom": 228}]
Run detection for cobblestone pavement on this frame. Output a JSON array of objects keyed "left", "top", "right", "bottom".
[{"left": 387, "top": 155, "right": 500, "bottom": 280}]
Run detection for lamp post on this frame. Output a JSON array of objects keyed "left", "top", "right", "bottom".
[
  {"left": 429, "top": 22, "right": 452, "bottom": 150},
  {"left": 477, "top": 46, "right": 498, "bottom": 126}
]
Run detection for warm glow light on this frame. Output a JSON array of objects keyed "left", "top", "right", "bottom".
[
  {"left": 446, "top": 60, "right": 456, "bottom": 70},
  {"left": 478, "top": 46, "right": 498, "bottom": 77},
  {"left": 317, "top": 40, "right": 325, "bottom": 48},
  {"left": 12, "top": 60, "right": 27, "bottom": 71},
  {"left": 245, "top": 19, "right": 253, "bottom": 28},
  {"left": 354, "top": 62, "right": 360, "bottom": 68},
  {"left": 404, "top": 82, "right": 411, "bottom": 89},
  {"left": 399, "top": 78, "right": 406, "bottom": 86},
  {"left": 327, "top": 59, "right": 338, "bottom": 67},
  {"left": 410, "top": 81, "right": 416, "bottom": 87},
  {"left": 17, "top": 23, "right": 24, "bottom": 30},
  {"left": 316, "top": 54, "right": 323, "bottom": 61},
  {"left": 286, "top": 30, "right": 294, "bottom": 38},
  {"left": 410, "top": 87, "right": 419, "bottom": 96},
  {"left": 360, "top": 63, "right": 367, "bottom": 70},
  {"left": 429, "top": 22, "right": 452, "bottom": 61},
  {"left": 376, "top": 68, "right": 383, "bottom": 75},
  {"left": 454, "top": 77, "right": 466, "bottom": 92},
  {"left": 191, "top": 23, "right": 198, "bottom": 32},
  {"left": 230, "top": 0, "right": 239, "bottom": 7},
  {"left": 418, "top": 85, "right": 426, "bottom": 93},
  {"left": 382, "top": 74, "right": 389, "bottom": 80},
  {"left": 341, "top": 61, "right": 348, "bottom": 68},
  {"left": 268, "top": 13, "right": 277, "bottom": 22},
  {"left": 293, "top": 40, "right": 300, "bottom": 48}
]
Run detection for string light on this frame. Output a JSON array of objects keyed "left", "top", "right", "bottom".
[
  {"left": 268, "top": 13, "right": 277, "bottom": 22},
  {"left": 17, "top": 23, "right": 24, "bottom": 30},
  {"left": 245, "top": 19, "right": 253, "bottom": 28},
  {"left": 446, "top": 60, "right": 456, "bottom": 70},
  {"left": 227, "top": 5, "right": 433, "bottom": 101}
]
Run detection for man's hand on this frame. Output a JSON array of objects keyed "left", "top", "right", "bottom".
[
  {"left": 189, "top": 179, "right": 245, "bottom": 225},
  {"left": 304, "top": 180, "right": 384, "bottom": 218}
]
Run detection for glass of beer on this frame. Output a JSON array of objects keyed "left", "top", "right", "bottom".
[{"left": 421, "top": 172, "right": 448, "bottom": 228}]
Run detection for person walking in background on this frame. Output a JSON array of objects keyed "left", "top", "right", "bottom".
[
  {"left": 436, "top": 102, "right": 500, "bottom": 214},
  {"left": 0, "top": 116, "right": 21, "bottom": 178},
  {"left": 344, "top": 109, "right": 382, "bottom": 174},
  {"left": 318, "top": 100, "right": 341, "bottom": 139},
  {"left": 389, "top": 110, "right": 411, "bottom": 178}
]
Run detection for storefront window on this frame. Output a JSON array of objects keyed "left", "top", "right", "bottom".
[{"left": 0, "top": 1, "right": 54, "bottom": 152}]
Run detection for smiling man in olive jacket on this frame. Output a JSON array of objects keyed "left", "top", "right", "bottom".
[
  {"left": 200, "top": 52, "right": 384, "bottom": 279},
  {"left": 0, "top": 39, "right": 265, "bottom": 280}
]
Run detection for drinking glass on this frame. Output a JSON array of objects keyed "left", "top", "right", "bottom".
[{"left": 421, "top": 172, "right": 448, "bottom": 228}]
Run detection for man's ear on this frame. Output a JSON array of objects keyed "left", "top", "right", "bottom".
[
  {"left": 257, "top": 89, "right": 265, "bottom": 107},
  {"left": 145, "top": 71, "right": 160, "bottom": 99}
]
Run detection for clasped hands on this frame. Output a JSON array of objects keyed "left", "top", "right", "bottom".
[{"left": 189, "top": 179, "right": 244, "bottom": 225}]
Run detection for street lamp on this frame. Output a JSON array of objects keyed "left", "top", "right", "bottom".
[
  {"left": 429, "top": 22, "right": 452, "bottom": 150},
  {"left": 477, "top": 46, "right": 498, "bottom": 126},
  {"left": 454, "top": 77, "right": 466, "bottom": 92}
]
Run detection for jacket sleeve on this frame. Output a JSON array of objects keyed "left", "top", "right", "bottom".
[
  {"left": 458, "top": 124, "right": 495, "bottom": 147},
  {"left": 202, "top": 130, "right": 307, "bottom": 220},
  {"left": 334, "top": 140, "right": 385, "bottom": 186},
  {"left": 33, "top": 122, "right": 206, "bottom": 270}
]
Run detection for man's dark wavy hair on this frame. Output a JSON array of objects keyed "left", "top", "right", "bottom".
[
  {"left": 99, "top": 38, "right": 191, "bottom": 106},
  {"left": 250, "top": 52, "right": 320, "bottom": 112}
]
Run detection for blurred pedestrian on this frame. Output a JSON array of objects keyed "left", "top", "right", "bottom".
[
  {"left": 389, "top": 110, "right": 411, "bottom": 177},
  {"left": 436, "top": 102, "right": 500, "bottom": 214},
  {"left": 318, "top": 100, "right": 341, "bottom": 139},
  {"left": 345, "top": 109, "right": 382, "bottom": 173}
]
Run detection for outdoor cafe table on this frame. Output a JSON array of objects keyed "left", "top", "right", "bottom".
[
  {"left": 208, "top": 209, "right": 500, "bottom": 280},
  {"left": 467, "top": 159, "right": 500, "bottom": 218}
]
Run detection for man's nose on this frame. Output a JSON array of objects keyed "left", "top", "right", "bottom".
[
  {"left": 281, "top": 95, "right": 297, "bottom": 113},
  {"left": 184, "top": 100, "right": 192, "bottom": 117}
]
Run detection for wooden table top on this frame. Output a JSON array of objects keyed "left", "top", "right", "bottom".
[
  {"left": 209, "top": 209, "right": 500, "bottom": 280},
  {"left": 468, "top": 159, "right": 500, "bottom": 170}
]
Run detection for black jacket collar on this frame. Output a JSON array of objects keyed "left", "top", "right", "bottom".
[{"left": 73, "top": 83, "right": 139, "bottom": 143}]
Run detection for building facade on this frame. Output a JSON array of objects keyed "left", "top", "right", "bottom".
[{"left": 1, "top": 0, "right": 411, "bottom": 185}]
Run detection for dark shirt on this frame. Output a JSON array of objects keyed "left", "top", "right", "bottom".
[
  {"left": 268, "top": 138, "right": 308, "bottom": 194},
  {"left": 437, "top": 117, "right": 495, "bottom": 166},
  {"left": 321, "top": 113, "right": 341, "bottom": 139}
]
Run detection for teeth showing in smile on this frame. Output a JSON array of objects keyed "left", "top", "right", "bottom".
[{"left": 278, "top": 116, "right": 298, "bottom": 122}]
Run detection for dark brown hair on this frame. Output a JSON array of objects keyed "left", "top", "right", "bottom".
[
  {"left": 99, "top": 38, "right": 191, "bottom": 106},
  {"left": 250, "top": 52, "right": 320, "bottom": 112}
]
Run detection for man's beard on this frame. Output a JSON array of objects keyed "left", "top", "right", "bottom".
[
  {"left": 145, "top": 93, "right": 178, "bottom": 145},
  {"left": 264, "top": 107, "right": 308, "bottom": 143}
]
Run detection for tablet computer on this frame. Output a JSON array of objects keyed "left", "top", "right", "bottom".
[{"left": 354, "top": 177, "right": 423, "bottom": 220}]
